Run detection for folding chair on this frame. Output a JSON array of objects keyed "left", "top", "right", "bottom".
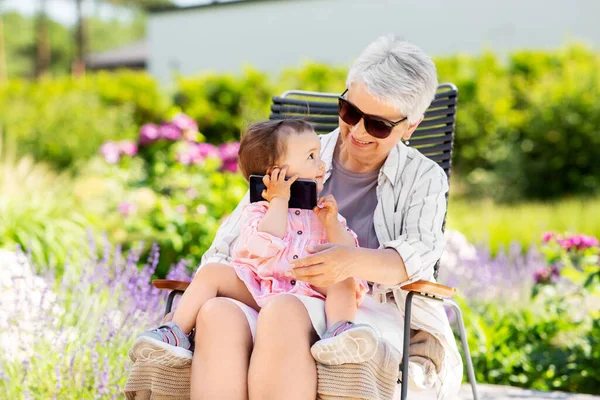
[{"left": 153, "top": 83, "right": 479, "bottom": 400}]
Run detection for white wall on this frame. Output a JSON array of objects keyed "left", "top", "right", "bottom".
[{"left": 148, "top": 0, "right": 600, "bottom": 83}]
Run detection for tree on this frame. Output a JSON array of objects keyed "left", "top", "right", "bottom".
[{"left": 35, "top": 0, "right": 51, "bottom": 78}]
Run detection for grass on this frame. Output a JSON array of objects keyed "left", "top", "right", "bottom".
[{"left": 447, "top": 195, "right": 600, "bottom": 253}]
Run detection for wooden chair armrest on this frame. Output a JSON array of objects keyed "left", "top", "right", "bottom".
[
  {"left": 401, "top": 280, "right": 456, "bottom": 298},
  {"left": 152, "top": 279, "right": 190, "bottom": 292}
]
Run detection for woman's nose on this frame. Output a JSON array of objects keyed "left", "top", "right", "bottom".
[{"left": 351, "top": 118, "right": 369, "bottom": 139}]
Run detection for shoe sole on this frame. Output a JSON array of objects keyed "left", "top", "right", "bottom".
[
  {"left": 129, "top": 336, "right": 193, "bottom": 367},
  {"left": 310, "top": 326, "right": 378, "bottom": 365}
]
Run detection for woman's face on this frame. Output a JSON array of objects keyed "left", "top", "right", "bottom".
[{"left": 339, "top": 83, "right": 421, "bottom": 166}]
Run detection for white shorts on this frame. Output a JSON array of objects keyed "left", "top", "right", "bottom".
[{"left": 225, "top": 294, "right": 437, "bottom": 400}]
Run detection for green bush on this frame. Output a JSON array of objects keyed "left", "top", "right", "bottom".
[
  {"left": 0, "top": 144, "right": 89, "bottom": 269},
  {"left": 2, "top": 45, "right": 599, "bottom": 199},
  {"left": 174, "top": 67, "right": 273, "bottom": 144},
  {"left": 0, "top": 72, "right": 170, "bottom": 169}
]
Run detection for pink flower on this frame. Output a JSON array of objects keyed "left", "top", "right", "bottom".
[
  {"left": 117, "top": 201, "right": 137, "bottom": 217},
  {"left": 541, "top": 232, "right": 555, "bottom": 243},
  {"left": 159, "top": 123, "right": 182, "bottom": 141},
  {"left": 581, "top": 235, "right": 599, "bottom": 249},
  {"left": 186, "top": 188, "right": 198, "bottom": 199},
  {"left": 119, "top": 140, "right": 138, "bottom": 157},
  {"left": 221, "top": 160, "right": 238, "bottom": 173},
  {"left": 100, "top": 141, "right": 121, "bottom": 164},
  {"left": 558, "top": 238, "right": 573, "bottom": 251},
  {"left": 172, "top": 113, "right": 198, "bottom": 134},
  {"left": 219, "top": 142, "right": 240, "bottom": 162},
  {"left": 533, "top": 267, "right": 549, "bottom": 284},
  {"left": 139, "top": 123, "right": 160, "bottom": 146},
  {"left": 196, "top": 143, "right": 220, "bottom": 159},
  {"left": 175, "top": 205, "right": 186, "bottom": 214}
]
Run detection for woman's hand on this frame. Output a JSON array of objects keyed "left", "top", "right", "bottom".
[
  {"left": 313, "top": 194, "right": 339, "bottom": 228},
  {"left": 261, "top": 166, "right": 298, "bottom": 202},
  {"left": 288, "top": 243, "right": 363, "bottom": 287}
]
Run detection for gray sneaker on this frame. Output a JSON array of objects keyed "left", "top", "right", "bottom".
[{"left": 129, "top": 322, "right": 193, "bottom": 367}]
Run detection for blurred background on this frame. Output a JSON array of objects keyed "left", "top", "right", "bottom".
[{"left": 1, "top": 0, "right": 599, "bottom": 398}]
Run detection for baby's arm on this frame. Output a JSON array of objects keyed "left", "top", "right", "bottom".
[
  {"left": 314, "top": 195, "right": 358, "bottom": 247},
  {"left": 325, "top": 220, "right": 357, "bottom": 247},
  {"left": 257, "top": 197, "right": 288, "bottom": 238},
  {"left": 257, "top": 166, "right": 297, "bottom": 238}
]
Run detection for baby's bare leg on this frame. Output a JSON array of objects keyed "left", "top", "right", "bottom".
[
  {"left": 314, "top": 277, "right": 357, "bottom": 329},
  {"left": 172, "top": 263, "right": 259, "bottom": 333}
]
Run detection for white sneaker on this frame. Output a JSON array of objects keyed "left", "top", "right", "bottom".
[{"left": 311, "top": 324, "right": 378, "bottom": 365}]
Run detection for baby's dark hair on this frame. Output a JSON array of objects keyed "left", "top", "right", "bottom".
[{"left": 238, "top": 119, "right": 314, "bottom": 180}]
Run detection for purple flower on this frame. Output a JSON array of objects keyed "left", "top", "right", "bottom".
[
  {"left": 581, "top": 235, "right": 599, "bottom": 249},
  {"left": 219, "top": 142, "right": 240, "bottom": 162},
  {"left": 159, "top": 122, "right": 182, "bottom": 141},
  {"left": 541, "top": 232, "right": 555, "bottom": 243},
  {"left": 119, "top": 140, "right": 138, "bottom": 157},
  {"left": 558, "top": 238, "right": 573, "bottom": 251},
  {"left": 172, "top": 113, "right": 198, "bottom": 133},
  {"left": 533, "top": 267, "right": 550, "bottom": 284},
  {"left": 221, "top": 159, "right": 238, "bottom": 173},
  {"left": 139, "top": 123, "right": 160, "bottom": 146},
  {"left": 196, "top": 143, "right": 220, "bottom": 159},
  {"left": 100, "top": 141, "right": 121, "bottom": 164},
  {"left": 117, "top": 202, "right": 136, "bottom": 217}
]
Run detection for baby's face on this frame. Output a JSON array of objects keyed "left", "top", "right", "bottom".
[{"left": 279, "top": 129, "right": 326, "bottom": 192}]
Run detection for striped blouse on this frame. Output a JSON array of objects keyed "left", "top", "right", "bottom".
[{"left": 201, "top": 128, "right": 463, "bottom": 399}]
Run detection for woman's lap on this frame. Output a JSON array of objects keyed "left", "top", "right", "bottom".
[{"left": 220, "top": 295, "right": 437, "bottom": 400}]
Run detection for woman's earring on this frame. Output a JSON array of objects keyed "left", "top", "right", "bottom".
[{"left": 404, "top": 139, "right": 410, "bottom": 146}]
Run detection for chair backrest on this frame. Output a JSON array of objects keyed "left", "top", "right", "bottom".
[
  {"left": 268, "top": 84, "right": 459, "bottom": 279},
  {"left": 269, "top": 83, "right": 458, "bottom": 179}
]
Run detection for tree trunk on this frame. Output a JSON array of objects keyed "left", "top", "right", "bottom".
[
  {"left": 72, "top": 0, "right": 86, "bottom": 76},
  {"left": 35, "top": 0, "right": 51, "bottom": 78},
  {"left": 0, "top": 15, "right": 6, "bottom": 82}
]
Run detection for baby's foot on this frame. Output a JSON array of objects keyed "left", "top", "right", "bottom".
[
  {"left": 310, "top": 321, "right": 378, "bottom": 365},
  {"left": 399, "top": 356, "right": 438, "bottom": 391},
  {"left": 129, "top": 322, "right": 193, "bottom": 367}
]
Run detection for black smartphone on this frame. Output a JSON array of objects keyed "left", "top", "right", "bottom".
[{"left": 249, "top": 174, "right": 318, "bottom": 210}]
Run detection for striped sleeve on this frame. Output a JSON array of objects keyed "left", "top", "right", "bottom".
[
  {"left": 382, "top": 162, "right": 448, "bottom": 286},
  {"left": 199, "top": 191, "right": 250, "bottom": 269}
]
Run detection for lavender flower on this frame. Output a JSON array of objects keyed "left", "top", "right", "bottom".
[
  {"left": 159, "top": 122, "right": 182, "bottom": 141},
  {"left": 99, "top": 141, "right": 121, "bottom": 164},
  {"left": 139, "top": 123, "right": 160, "bottom": 146}
]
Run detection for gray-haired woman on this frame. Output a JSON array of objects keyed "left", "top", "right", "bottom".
[{"left": 190, "top": 36, "right": 462, "bottom": 400}]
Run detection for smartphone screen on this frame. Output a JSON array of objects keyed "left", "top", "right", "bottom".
[{"left": 249, "top": 175, "right": 317, "bottom": 210}]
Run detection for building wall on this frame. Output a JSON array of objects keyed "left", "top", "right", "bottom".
[{"left": 148, "top": 0, "right": 600, "bottom": 83}]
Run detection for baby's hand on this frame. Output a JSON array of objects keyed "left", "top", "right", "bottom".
[
  {"left": 262, "top": 166, "right": 298, "bottom": 202},
  {"left": 313, "top": 194, "right": 339, "bottom": 228}
]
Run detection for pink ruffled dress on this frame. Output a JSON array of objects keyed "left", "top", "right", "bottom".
[{"left": 230, "top": 201, "right": 369, "bottom": 307}]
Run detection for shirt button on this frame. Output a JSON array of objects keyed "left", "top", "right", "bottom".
[
  {"left": 295, "top": 210, "right": 301, "bottom": 215},
  {"left": 297, "top": 230, "right": 303, "bottom": 235},
  {"left": 293, "top": 255, "right": 298, "bottom": 259},
  {"left": 290, "top": 280, "right": 296, "bottom": 285}
]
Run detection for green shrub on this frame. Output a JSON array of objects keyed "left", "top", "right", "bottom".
[
  {"left": 174, "top": 67, "right": 273, "bottom": 144},
  {"left": 0, "top": 144, "right": 89, "bottom": 269},
  {"left": 0, "top": 72, "right": 170, "bottom": 169}
]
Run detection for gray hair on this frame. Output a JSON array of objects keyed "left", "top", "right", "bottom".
[{"left": 346, "top": 36, "right": 438, "bottom": 125}]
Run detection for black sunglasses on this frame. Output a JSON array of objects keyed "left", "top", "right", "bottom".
[{"left": 338, "top": 89, "right": 407, "bottom": 139}]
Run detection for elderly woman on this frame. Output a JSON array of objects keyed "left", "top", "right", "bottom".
[{"left": 190, "top": 36, "right": 462, "bottom": 400}]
